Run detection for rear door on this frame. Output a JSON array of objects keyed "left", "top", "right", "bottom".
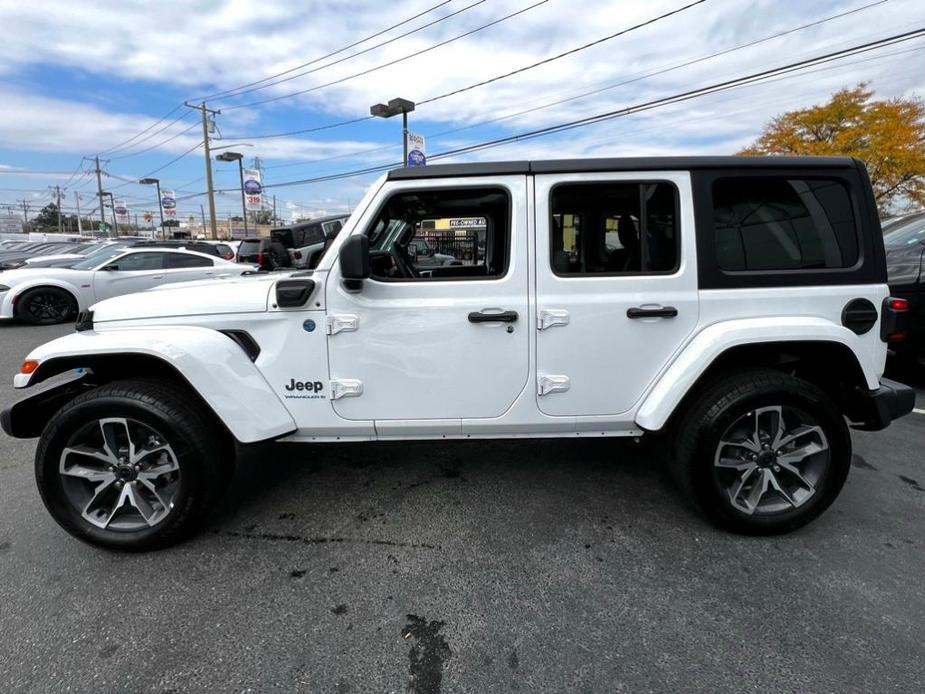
[
  {"left": 534, "top": 171, "right": 699, "bottom": 417},
  {"left": 163, "top": 251, "right": 215, "bottom": 282}
]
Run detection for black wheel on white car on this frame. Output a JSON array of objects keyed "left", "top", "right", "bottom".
[
  {"left": 16, "top": 286, "right": 77, "bottom": 325},
  {"left": 671, "top": 369, "right": 851, "bottom": 535},
  {"left": 35, "top": 379, "right": 232, "bottom": 551}
]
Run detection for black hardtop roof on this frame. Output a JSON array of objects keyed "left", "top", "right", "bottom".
[
  {"left": 271, "top": 213, "right": 350, "bottom": 232},
  {"left": 386, "top": 156, "right": 861, "bottom": 180}
]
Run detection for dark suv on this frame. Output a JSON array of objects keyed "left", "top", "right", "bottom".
[
  {"left": 885, "top": 214, "right": 925, "bottom": 365},
  {"left": 236, "top": 238, "right": 293, "bottom": 271}
]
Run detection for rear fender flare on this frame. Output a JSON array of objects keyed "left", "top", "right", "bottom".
[{"left": 635, "top": 317, "right": 881, "bottom": 432}]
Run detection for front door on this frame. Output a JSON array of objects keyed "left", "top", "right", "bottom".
[
  {"left": 325, "top": 176, "right": 530, "bottom": 422},
  {"left": 534, "top": 172, "right": 699, "bottom": 417},
  {"left": 92, "top": 251, "right": 171, "bottom": 302}
]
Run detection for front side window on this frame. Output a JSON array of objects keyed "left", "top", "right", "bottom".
[
  {"left": 365, "top": 187, "right": 510, "bottom": 281},
  {"left": 108, "top": 252, "right": 167, "bottom": 271},
  {"left": 550, "top": 181, "right": 679, "bottom": 275},
  {"left": 712, "top": 177, "right": 859, "bottom": 271}
]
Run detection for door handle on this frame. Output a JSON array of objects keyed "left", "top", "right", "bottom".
[
  {"left": 151, "top": 275, "right": 164, "bottom": 280},
  {"left": 468, "top": 309, "right": 518, "bottom": 323},
  {"left": 626, "top": 306, "right": 678, "bottom": 319}
]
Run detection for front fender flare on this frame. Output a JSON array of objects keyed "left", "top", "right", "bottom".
[
  {"left": 635, "top": 317, "right": 881, "bottom": 432},
  {"left": 15, "top": 327, "right": 296, "bottom": 443}
]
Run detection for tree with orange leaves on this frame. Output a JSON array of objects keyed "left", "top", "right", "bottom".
[{"left": 740, "top": 85, "right": 925, "bottom": 214}]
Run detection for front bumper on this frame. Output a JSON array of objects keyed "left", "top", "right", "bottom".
[{"left": 848, "top": 378, "right": 916, "bottom": 431}]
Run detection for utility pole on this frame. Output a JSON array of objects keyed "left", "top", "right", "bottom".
[
  {"left": 49, "top": 185, "right": 63, "bottom": 233},
  {"left": 88, "top": 156, "right": 107, "bottom": 232},
  {"left": 184, "top": 101, "right": 221, "bottom": 239},
  {"left": 200, "top": 204, "right": 206, "bottom": 236},
  {"left": 75, "top": 192, "right": 83, "bottom": 235},
  {"left": 273, "top": 194, "right": 277, "bottom": 226}
]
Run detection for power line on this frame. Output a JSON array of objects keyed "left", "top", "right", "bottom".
[
  {"left": 195, "top": 0, "right": 456, "bottom": 101},
  {"left": 233, "top": 0, "right": 711, "bottom": 141},
  {"left": 211, "top": 0, "right": 487, "bottom": 103},
  {"left": 96, "top": 104, "right": 186, "bottom": 155},
  {"left": 257, "top": 28, "right": 925, "bottom": 190},
  {"left": 107, "top": 140, "right": 204, "bottom": 190},
  {"left": 260, "top": 0, "right": 890, "bottom": 170},
  {"left": 221, "top": 0, "right": 551, "bottom": 111},
  {"left": 108, "top": 120, "right": 200, "bottom": 160},
  {"left": 419, "top": 0, "right": 710, "bottom": 106}
]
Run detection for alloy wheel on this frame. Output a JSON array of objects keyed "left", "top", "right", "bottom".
[
  {"left": 58, "top": 417, "right": 181, "bottom": 531},
  {"left": 26, "top": 291, "right": 70, "bottom": 322},
  {"left": 713, "top": 405, "right": 830, "bottom": 515}
]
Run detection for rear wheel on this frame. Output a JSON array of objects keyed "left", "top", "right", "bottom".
[
  {"left": 16, "top": 286, "right": 77, "bottom": 325},
  {"left": 671, "top": 369, "right": 851, "bottom": 534},
  {"left": 36, "top": 379, "right": 233, "bottom": 551}
]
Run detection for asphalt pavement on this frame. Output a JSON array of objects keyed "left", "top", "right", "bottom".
[{"left": 0, "top": 322, "right": 923, "bottom": 693}]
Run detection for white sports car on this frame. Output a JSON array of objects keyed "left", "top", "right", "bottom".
[{"left": 0, "top": 245, "right": 258, "bottom": 324}]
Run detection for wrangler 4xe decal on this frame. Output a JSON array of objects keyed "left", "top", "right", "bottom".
[{"left": 283, "top": 379, "right": 326, "bottom": 400}]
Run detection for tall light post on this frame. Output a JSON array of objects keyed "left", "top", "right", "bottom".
[
  {"left": 139, "top": 177, "right": 164, "bottom": 240},
  {"left": 370, "top": 98, "right": 415, "bottom": 166},
  {"left": 215, "top": 150, "right": 247, "bottom": 237}
]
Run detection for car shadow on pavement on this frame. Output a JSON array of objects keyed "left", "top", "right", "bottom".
[{"left": 207, "top": 436, "right": 693, "bottom": 537}]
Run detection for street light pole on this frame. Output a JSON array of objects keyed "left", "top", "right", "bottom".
[
  {"left": 216, "top": 151, "right": 247, "bottom": 238},
  {"left": 370, "top": 98, "right": 415, "bottom": 167},
  {"left": 139, "top": 177, "right": 165, "bottom": 240}
]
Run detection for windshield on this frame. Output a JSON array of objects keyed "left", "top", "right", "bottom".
[
  {"left": 70, "top": 245, "right": 127, "bottom": 270},
  {"left": 884, "top": 219, "right": 925, "bottom": 249}
]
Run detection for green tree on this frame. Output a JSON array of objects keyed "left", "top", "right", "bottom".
[
  {"left": 740, "top": 84, "right": 925, "bottom": 213},
  {"left": 31, "top": 203, "right": 61, "bottom": 229}
]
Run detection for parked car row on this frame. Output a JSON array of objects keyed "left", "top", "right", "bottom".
[{"left": 0, "top": 240, "right": 257, "bottom": 324}]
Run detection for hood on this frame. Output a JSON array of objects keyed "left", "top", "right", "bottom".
[
  {"left": 92, "top": 273, "right": 278, "bottom": 323},
  {"left": 0, "top": 267, "right": 85, "bottom": 283}
]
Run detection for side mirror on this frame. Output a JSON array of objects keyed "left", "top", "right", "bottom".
[
  {"left": 101, "top": 264, "right": 118, "bottom": 271},
  {"left": 339, "top": 235, "right": 369, "bottom": 290}
]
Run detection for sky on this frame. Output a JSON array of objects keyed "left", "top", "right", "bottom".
[{"left": 0, "top": 0, "right": 922, "bottom": 225}]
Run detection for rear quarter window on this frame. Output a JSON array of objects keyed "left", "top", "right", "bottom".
[{"left": 712, "top": 177, "right": 859, "bottom": 271}]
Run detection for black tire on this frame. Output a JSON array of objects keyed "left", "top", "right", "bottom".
[
  {"left": 35, "top": 379, "right": 234, "bottom": 551},
  {"left": 16, "top": 286, "right": 77, "bottom": 325},
  {"left": 670, "top": 368, "right": 851, "bottom": 535}
]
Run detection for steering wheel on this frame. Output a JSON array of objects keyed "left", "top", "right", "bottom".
[{"left": 391, "top": 243, "right": 420, "bottom": 279}]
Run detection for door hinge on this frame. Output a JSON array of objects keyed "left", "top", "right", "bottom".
[
  {"left": 537, "top": 374, "right": 570, "bottom": 396},
  {"left": 326, "top": 314, "right": 358, "bottom": 335},
  {"left": 537, "top": 309, "right": 569, "bottom": 330},
  {"left": 330, "top": 379, "right": 363, "bottom": 400}
]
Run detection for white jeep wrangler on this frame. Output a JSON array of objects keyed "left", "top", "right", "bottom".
[{"left": 2, "top": 156, "right": 915, "bottom": 550}]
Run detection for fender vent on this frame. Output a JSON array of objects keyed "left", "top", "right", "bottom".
[
  {"left": 841, "top": 298, "right": 878, "bottom": 335},
  {"left": 74, "top": 310, "right": 94, "bottom": 332},
  {"left": 220, "top": 330, "right": 261, "bottom": 361}
]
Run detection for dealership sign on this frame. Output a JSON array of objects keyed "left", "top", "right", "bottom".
[
  {"left": 160, "top": 190, "right": 177, "bottom": 219},
  {"left": 406, "top": 131, "right": 425, "bottom": 167},
  {"left": 114, "top": 199, "right": 129, "bottom": 223},
  {"left": 243, "top": 169, "right": 262, "bottom": 211}
]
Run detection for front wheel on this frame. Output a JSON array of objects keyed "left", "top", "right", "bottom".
[
  {"left": 16, "top": 286, "right": 77, "bottom": 324},
  {"left": 35, "top": 380, "right": 233, "bottom": 551},
  {"left": 671, "top": 369, "right": 851, "bottom": 535}
]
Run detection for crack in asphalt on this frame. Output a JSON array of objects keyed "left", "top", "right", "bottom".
[{"left": 215, "top": 529, "right": 441, "bottom": 550}]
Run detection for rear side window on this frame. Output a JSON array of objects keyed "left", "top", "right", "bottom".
[
  {"left": 297, "top": 225, "right": 324, "bottom": 246},
  {"left": 167, "top": 253, "right": 212, "bottom": 268},
  {"left": 712, "top": 177, "right": 859, "bottom": 271},
  {"left": 550, "top": 181, "right": 679, "bottom": 275},
  {"left": 238, "top": 240, "right": 261, "bottom": 253}
]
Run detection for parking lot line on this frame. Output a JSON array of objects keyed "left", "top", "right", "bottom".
[{"left": 913, "top": 408, "right": 925, "bottom": 415}]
